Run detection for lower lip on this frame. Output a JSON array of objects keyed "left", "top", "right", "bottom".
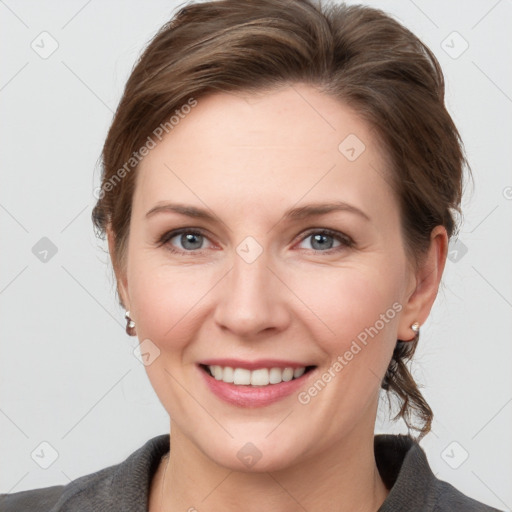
[{"left": 199, "top": 366, "right": 314, "bottom": 408}]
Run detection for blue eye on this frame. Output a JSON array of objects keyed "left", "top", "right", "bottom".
[
  {"left": 172, "top": 232, "right": 205, "bottom": 251},
  {"left": 158, "top": 229, "right": 212, "bottom": 254},
  {"left": 297, "top": 229, "right": 352, "bottom": 252},
  {"left": 157, "top": 227, "right": 353, "bottom": 255}
]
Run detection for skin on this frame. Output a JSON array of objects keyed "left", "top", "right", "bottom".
[{"left": 107, "top": 84, "right": 447, "bottom": 512}]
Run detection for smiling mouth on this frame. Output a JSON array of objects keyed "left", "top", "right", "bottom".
[{"left": 199, "top": 364, "right": 316, "bottom": 386}]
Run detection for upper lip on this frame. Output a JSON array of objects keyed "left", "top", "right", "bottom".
[{"left": 199, "top": 358, "right": 314, "bottom": 370}]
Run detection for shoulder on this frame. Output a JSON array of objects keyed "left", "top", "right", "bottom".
[
  {"left": 432, "top": 479, "right": 503, "bottom": 511},
  {"left": 375, "top": 434, "right": 503, "bottom": 512},
  {"left": 0, "top": 434, "right": 169, "bottom": 512},
  {"left": 0, "top": 485, "right": 64, "bottom": 512},
  {"left": 0, "top": 463, "right": 119, "bottom": 512}
]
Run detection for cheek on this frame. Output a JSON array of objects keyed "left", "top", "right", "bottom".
[
  {"left": 126, "top": 263, "right": 212, "bottom": 411},
  {"left": 287, "top": 263, "right": 402, "bottom": 360},
  {"left": 126, "top": 257, "right": 213, "bottom": 351}
]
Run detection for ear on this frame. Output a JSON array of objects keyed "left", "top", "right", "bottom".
[
  {"left": 397, "top": 225, "right": 448, "bottom": 341},
  {"left": 106, "top": 224, "right": 130, "bottom": 311}
]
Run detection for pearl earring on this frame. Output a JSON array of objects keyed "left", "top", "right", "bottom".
[{"left": 125, "top": 311, "right": 136, "bottom": 336}]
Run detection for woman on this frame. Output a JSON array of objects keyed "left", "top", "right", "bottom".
[{"left": 0, "top": 0, "right": 503, "bottom": 510}]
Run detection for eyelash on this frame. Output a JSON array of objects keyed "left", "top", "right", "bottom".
[{"left": 156, "top": 227, "right": 354, "bottom": 256}]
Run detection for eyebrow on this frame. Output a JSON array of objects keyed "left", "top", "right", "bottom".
[{"left": 145, "top": 201, "right": 371, "bottom": 223}]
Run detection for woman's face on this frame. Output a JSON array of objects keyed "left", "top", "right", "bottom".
[{"left": 115, "top": 84, "right": 422, "bottom": 471}]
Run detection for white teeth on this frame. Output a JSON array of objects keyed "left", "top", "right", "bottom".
[
  {"left": 222, "top": 366, "right": 234, "bottom": 383},
  {"left": 293, "top": 367, "right": 305, "bottom": 378},
  {"left": 282, "top": 367, "right": 294, "bottom": 382},
  {"left": 233, "top": 368, "right": 251, "bottom": 385},
  {"left": 207, "top": 365, "right": 308, "bottom": 386},
  {"left": 212, "top": 365, "right": 223, "bottom": 380},
  {"left": 269, "top": 367, "right": 282, "bottom": 384},
  {"left": 250, "top": 368, "right": 269, "bottom": 386}
]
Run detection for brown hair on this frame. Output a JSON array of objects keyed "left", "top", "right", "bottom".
[{"left": 92, "top": 0, "right": 469, "bottom": 439}]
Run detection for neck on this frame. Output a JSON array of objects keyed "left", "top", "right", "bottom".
[{"left": 152, "top": 421, "right": 389, "bottom": 512}]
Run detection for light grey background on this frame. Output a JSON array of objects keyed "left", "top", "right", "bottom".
[{"left": 1, "top": 0, "right": 511, "bottom": 509}]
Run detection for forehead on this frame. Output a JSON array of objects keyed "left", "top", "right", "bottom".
[{"left": 134, "top": 84, "right": 396, "bottom": 222}]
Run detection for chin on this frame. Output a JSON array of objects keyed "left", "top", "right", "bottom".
[
  {"left": 191, "top": 427, "right": 311, "bottom": 473},
  {"left": 214, "top": 444, "right": 302, "bottom": 473}
]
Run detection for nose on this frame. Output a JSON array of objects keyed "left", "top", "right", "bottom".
[{"left": 213, "top": 246, "right": 291, "bottom": 338}]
